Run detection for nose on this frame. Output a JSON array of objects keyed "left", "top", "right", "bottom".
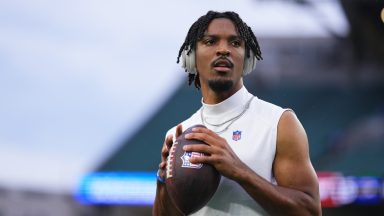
[
  {"left": 216, "top": 49, "right": 230, "bottom": 56},
  {"left": 216, "top": 43, "right": 230, "bottom": 56}
]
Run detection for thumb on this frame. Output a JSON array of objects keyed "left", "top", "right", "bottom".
[{"left": 175, "top": 124, "right": 183, "bottom": 139}]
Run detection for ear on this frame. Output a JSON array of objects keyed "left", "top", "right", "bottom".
[
  {"left": 243, "top": 51, "right": 257, "bottom": 76},
  {"left": 182, "top": 48, "right": 197, "bottom": 74}
]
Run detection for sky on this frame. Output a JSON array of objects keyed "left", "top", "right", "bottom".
[{"left": 0, "top": 0, "right": 348, "bottom": 193}]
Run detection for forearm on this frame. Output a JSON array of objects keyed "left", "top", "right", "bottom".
[
  {"left": 236, "top": 168, "right": 321, "bottom": 216},
  {"left": 152, "top": 181, "right": 183, "bottom": 216}
]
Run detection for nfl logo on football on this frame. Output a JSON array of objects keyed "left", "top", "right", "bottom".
[
  {"left": 232, "top": 130, "right": 242, "bottom": 141},
  {"left": 181, "top": 152, "right": 203, "bottom": 169}
]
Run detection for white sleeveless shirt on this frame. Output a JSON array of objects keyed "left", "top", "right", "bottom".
[{"left": 166, "top": 86, "right": 286, "bottom": 215}]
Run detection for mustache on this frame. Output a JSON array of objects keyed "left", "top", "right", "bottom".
[{"left": 211, "top": 56, "right": 234, "bottom": 68}]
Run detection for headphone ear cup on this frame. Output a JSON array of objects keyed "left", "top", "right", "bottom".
[
  {"left": 243, "top": 51, "right": 257, "bottom": 76},
  {"left": 182, "top": 49, "right": 197, "bottom": 74}
]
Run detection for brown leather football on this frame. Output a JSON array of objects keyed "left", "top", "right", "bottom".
[{"left": 165, "top": 124, "right": 221, "bottom": 215}]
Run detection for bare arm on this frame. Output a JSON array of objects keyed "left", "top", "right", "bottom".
[
  {"left": 185, "top": 111, "right": 321, "bottom": 215},
  {"left": 152, "top": 125, "right": 183, "bottom": 216},
  {"left": 236, "top": 111, "right": 321, "bottom": 215}
]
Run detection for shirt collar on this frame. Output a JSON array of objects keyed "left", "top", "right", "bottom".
[{"left": 201, "top": 86, "right": 251, "bottom": 116}]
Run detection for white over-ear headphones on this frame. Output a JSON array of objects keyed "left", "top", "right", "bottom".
[
  {"left": 181, "top": 48, "right": 197, "bottom": 75},
  {"left": 181, "top": 47, "right": 257, "bottom": 76}
]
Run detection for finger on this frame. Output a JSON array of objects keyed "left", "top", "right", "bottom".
[
  {"left": 185, "top": 132, "right": 222, "bottom": 146},
  {"left": 165, "top": 134, "right": 174, "bottom": 149},
  {"left": 183, "top": 144, "right": 212, "bottom": 155},
  {"left": 158, "top": 168, "right": 166, "bottom": 179},
  {"left": 159, "top": 161, "right": 166, "bottom": 169},
  {"left": 189, "top": 154, "right": 212, "bottom": 164},
  {"left": 175, "top": 124, "right": 183, "bottom": 138},
  {"left": 192, "top": 127, "right": 218, "bottom": 137},
  {"left": 161, "top": 144, "right": 169, "bottom": 159}
]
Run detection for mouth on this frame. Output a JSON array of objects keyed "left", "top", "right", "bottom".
[{"left": 212, "top": 57, "right": 233, "bottom": 73}]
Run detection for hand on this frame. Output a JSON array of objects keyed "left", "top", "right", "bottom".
[
  {"left": 158, "top": 124, "right": 183, "bottom": 182},
  {"left": 183, "top": 127, "right": 249, "bottom": 180}
]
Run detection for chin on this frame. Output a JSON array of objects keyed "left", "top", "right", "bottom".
[{"left": 208, "top": 79, "right": 234, "bottom": 93}]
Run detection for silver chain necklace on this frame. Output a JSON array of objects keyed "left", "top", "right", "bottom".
[{"left": 200, "top": 96, "right": 254, "bottom": 134}]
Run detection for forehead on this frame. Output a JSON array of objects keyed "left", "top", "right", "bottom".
[{"left": 205, "top": 18, "right": 239, "bottom": 36}]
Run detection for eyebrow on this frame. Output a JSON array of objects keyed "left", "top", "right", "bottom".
[{"left": 202, "top": 34, "right": 242, "bottom": 40}]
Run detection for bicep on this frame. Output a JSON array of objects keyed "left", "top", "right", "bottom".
[{"left": 273, "top": 111, "right": 319, "bottom": 198}]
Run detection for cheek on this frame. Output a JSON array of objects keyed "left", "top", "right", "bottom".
[
  {"left": 196, "top": 50, "right": 211, "bottom": 70},
  {"left": 234, "top": 51, "right": 245, "bottom": 70}
]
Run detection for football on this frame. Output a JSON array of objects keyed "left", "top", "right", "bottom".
[{"left": 165, "top": 124, "right": 221, "bottom": 215}]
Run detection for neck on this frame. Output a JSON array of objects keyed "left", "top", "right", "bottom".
[
  {"left": 201, "top": 81, "right": 243, "bottom": 104},
  {"left": 200, "top": 86, "right": 253, "bottom": 134}
]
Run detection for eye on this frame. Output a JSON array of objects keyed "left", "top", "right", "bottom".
[
  {"left": 231, "top": 39, "right": 242, "bottom": 47},
  {"left": 203, "top": 38, "right": 215, "bottom": 46}
]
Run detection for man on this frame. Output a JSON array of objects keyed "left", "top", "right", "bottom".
[{"left": 153, "top": 11, "right": 321, "bottom": 215}]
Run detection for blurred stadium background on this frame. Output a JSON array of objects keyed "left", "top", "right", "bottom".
[{"left": 1, "top": 0, "right": 383, "bottom": 215}]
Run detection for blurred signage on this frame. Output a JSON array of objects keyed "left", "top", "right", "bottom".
[
  {"left": 354, "top": 177, "right": 381, "bottom": 205},
  {"left": 76, "top": 172, "right": 156, "bottom": 205},
  {"left": 76, "top": 171, "right": 383, "bottom": 206},
  {"left": 318, "top": 172, "right": 383, "bottom": 207}
]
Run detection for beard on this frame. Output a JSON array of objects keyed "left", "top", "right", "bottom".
[{"left": 208, "top": 78, "right": 234, "bottom": 93}]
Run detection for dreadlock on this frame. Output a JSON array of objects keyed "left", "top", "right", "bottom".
[{"left": 176, "top": 11, "right": 263, "bottom": 89}]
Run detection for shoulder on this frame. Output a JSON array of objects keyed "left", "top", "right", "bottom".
[
  {"left": 277, "top": 111, "right": 307, "bottom": 143},
  {"left": 276, "top": 110, "right": 309, "bottom": 159},
  {"left": 251, "top": 97, "right": 286, "bottom": 127},
  {"left": 252, "top": 96, "right": 282, "bottom": 111}
]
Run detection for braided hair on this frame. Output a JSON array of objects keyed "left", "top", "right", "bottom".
[{"left": 176, "top": 11, "right": 263, "bottom": 89}]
